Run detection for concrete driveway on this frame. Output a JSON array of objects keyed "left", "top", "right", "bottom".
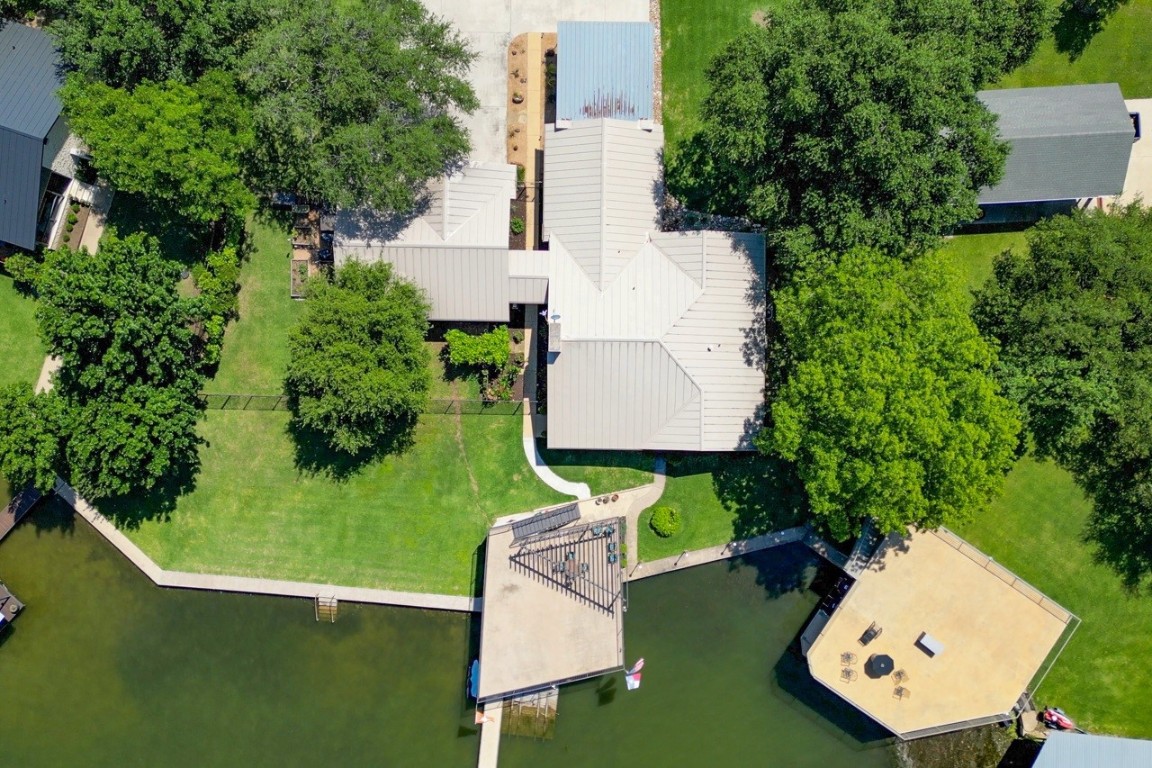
[
  {"left": 1121, "top": 99, "right": 1152, "bottom": 205},
  {"left": 424, "top": 0, "right": 650, "bottom": 163}
]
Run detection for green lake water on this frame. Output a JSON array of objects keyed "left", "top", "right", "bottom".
[{"left": 0, "top": 482, "right": 894, "bottom": 767}]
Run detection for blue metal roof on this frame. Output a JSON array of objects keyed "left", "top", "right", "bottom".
[
  {"left": 1035, "top": 732, "right": 1152, "bottom": 768},
  {"left": 0, "top": 24, "right": 63, "bottom": 139},
  {"left": 557, "top": 22, "right": 653, "bottom": 122}
]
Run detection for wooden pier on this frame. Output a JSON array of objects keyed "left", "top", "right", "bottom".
[{"left": 0, "top": 485, "right": 42, "bottom": 543}]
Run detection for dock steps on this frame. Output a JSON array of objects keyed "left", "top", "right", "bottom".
[
  {"left": 315, "top": 595, "right": 338, "bottom": 622},
  {"left": 501, "top": 687, "right": 559, "bottom": 740}
]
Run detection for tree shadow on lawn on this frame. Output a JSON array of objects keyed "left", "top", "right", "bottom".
[
  {"left": 88, "top": 453, "right": 201, "bottom": 530},
  {"left": 287, "top": 417, "right": 417, "bottom": 483},
  {"left": 103, "top": 193, "right": 215, "bottom": 267},
  {"left": 701, "top": 452, "right": 809, "bottom": 540},
  {"left": 1052, "top": 0, "right": 1131, "bottom": 61},
  {"left": 1081, "top": 469, "right": 1152, "bottom": 592}
]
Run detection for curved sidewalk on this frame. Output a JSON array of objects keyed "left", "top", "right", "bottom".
[
  {"left": 521, "top": 399, "right": 591, "bottom": 499},
  {"left": 53, "top": 479, "right": 480, "bottom": 613}
]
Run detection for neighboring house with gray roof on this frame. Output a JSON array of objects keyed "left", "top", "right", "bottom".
[
  {"left": 1034, "top": 731, "right": 1152, "bottom": 768},
  {"left": 0, "top": 23, "right": 79, "bottom": 251},
  {"left": 977, "top": 83, "right": 1135, "bottom": 206}
]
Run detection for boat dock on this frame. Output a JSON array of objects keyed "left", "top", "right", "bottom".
[
  {"left": 0, "top": 581, "right": 24, "bottom": 626},
  {"left": 0, "top": 485, "right": 42, "bottom": 543}
]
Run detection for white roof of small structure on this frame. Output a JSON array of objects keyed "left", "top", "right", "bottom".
[
  {"left": 333, "top": 162, "right": 522, "bottom": 321},
  {"left": 543, "top": 119, "right": 766, "bottom": 451}
]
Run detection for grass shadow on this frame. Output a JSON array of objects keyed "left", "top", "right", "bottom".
[
  {"left": 286, "top": 416, "right": 416, "bottom": 483},
  {"left": 103, "top": 193, "right": 213, "bottom": 267},
  {"left": 87, "top": 452, "right": 200, "bottom": 530},
  {"left": 1053, "top": 0, "right": 1130, "bottom": 60},
  {"left": 705, "top": 453, "right": 808, "bottom": 540}
]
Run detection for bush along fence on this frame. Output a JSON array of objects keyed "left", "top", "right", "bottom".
[{"left": 199, "top": 394, "right": 526, "bottom": 415}]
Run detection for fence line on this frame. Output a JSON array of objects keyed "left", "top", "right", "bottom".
[{"left": 199, "top": 394, "right": 525, "bottom": 415}]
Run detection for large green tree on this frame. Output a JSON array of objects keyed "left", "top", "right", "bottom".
[
  {"left": 33, "top": 234, "right": 205, "bottom": 498},
  {"left": 61, "top": 70, "right": 255, "bottom": 225},
  {"left": 285, "top": 261, "right": 432, "bottom": 456},
  {"left": 48, "top": 0, "right": 267, "bottom": 87},
  {"left": 671, "top": 1, "right": 1009, "bottom": 262},
  {"left": 761, "top": 248, "right": 1021, "bottom": 540},
  {"left": 0, "top": 385, "right": 66, "bottom": 493},
  {"left": 975, "top": 204, "right": 1152, "bottom": 586},
  {"left": 239, "top": 0, "right": 477, "bottom": 211}
]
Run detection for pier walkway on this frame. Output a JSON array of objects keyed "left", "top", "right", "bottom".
[
  {"left": 476, "top": 702, "right": 504, "bottom": 768},
  {"left": 0, "top": 486, "right": 42, "bottom": 543},
  {"left": 628, "top": 526, "right": 809, "bottom": 580}
]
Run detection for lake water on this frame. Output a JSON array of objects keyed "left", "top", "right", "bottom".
[{"left": 0, "top": 481, "right": 894, "bottom": 767}]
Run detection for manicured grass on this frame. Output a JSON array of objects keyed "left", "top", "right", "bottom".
[
  {"left": 996, "top": 0, "right": 1152, "bottom": 98},
  {"left": 122, "top": 410, "right": 565, "bottom": 594},
  {"left": 938, "top": 230, "right": 1030, "bottom": 293},
  {"left": 957, "top": 457, "right": 1152, "bottom": 738},
  {"left": 209, "top": 217, "right": 302, "bottom": 394},
  {"left": 638, "top": 453, "right": 806, "bottom": 561},
  {"left": 661, "top": 0, "right": 779, "bottom": 150},
  {"left": 0, "top": 272, "right": 45, "bottom": 388},
  {"left": 536, "top": 444, "right": 655, "bottom": 496}
]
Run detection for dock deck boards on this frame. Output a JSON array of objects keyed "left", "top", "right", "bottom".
[{"left": 0, "top": 486, "right": 42, "bottom": 542}]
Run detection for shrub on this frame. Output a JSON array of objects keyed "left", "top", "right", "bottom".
[
  {"left": 65, "top": 223, "right": 74, "bottom": 233},
  {"left": 70, "top": 201, "right": 80, "bottom": 213},
  {"left": 445, "top": 325, "right": 510, "bottom": 369},
  {"left": 510, "top": 217, "right": 525, "bottom": 235},
  {"left": 61, "top": 234, "right": 70, "bottom": 243},
  {"left": 66, "top": 212, "right": 79, "bottom": 225},
  {"left": 649, "top": 506, "right": 682, "bottom": 538},
  {"left": 3, "top": 252, "right": 41, "bottom": 289},
  {"left": 511, "top": 329, "right": 524, "bottom": 344},
  {"left": 516, "top": 164, "right": 526, "bottom": 184}
]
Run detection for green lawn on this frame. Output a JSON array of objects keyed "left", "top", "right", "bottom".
[
  {"left": 661, "top": 0, "right": 778, "bottom": 150},
  {"left": 996, "top": 0, "right": 1152, "bottom": 97},
  {"left": 638, "top": 453, "right": 807, "bottom": 561},
  {"left": 939, "top": 230, "right": 1030, "bottom": 293},
  {"left": 537, "top": 445, "right": 655, "bottom": 496},
  {"left": 117, "top": 213, "right": 563, "bottom": 593},
  {"left": 957, "top": 457, "right": 1152, "bottom": 738},
  {"left": 0, "top": 272, "right": 45, "bottom": 388},
  {"left": 209, "top": 217, "right": 302, "bottom": 394},
  {"left": 122, "top": 409, "right": 564, "bottom": 594}
]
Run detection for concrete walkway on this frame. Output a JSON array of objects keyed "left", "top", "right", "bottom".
[
  {"left": 628, "top": 526, "right": 808, "bottom": 581},
  {"left": 34, "top": 355, "right": 61, "bottom": 394},
  {"left": 53, "top": 479, "right": 481, "bottom": 613},
  {"left": 476, "top": 701, "right": 504, "bottom": 768},
  {"left": 521, "top": 398, "right": 591, "bottom": 499}
]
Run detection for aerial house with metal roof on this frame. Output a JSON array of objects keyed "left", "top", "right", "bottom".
[{"left": 0, "top": 24, "right": 83, "bottom": 252}]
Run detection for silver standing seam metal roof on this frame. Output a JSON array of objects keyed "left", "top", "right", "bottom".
[
  {"left": 1033, "top": 732, "right": 1152, "bottom": 768},
  {"left": 556, "top": 21, "right": 654, "bottom": 122},
  {"left": 544, "top": 120, "right": 767, "bottom": 452},
  {"left": 977, "top": 83, "right": 1134, "bottom": 205},
  {"left": 333, "top": 162, "right": 525, "bottom": 322},
  {"left": 0, "top": 23, "right": 64, "bottom": 250}
]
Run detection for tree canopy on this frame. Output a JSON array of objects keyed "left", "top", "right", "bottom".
[
  {"left": 48, "top": 0, "right": 267, "bottom": 87},
  {"left": 31, "top": 234, "right": 205, "bottom": 497},
  {"left": 239, "top": 0, "right": 476, "bottom": 210},
  {"left": 61, "top": 70, "right": 255, "bottom": 225},
  {"left": 0, "top": 385, "right": 66, "bottom": 493},
  {"left": 975, "top": 204, "right": 1152, "bottom": 586},
  {"left": 760, "top": 248, "right": 1021, "bottom": 540},
  {"left": 285, "top": 261, "right": 432, "bottom": 456},
  {"left": 670, "top": 0, "right": 1012, "bottom": 262}
]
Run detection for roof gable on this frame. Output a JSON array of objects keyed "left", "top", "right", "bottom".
[{"left": 0, "top": 24, "right": 62, "bottom": 139}]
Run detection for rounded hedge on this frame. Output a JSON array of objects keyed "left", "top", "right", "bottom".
[
  {"left": 510, "top": 217, "right": 525, "bottom": 235},
  {"left": 649, "top": 506, "right": 682, "bottom": 538}
]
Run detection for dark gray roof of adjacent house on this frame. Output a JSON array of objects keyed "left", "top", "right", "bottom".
[
  {"left": 0, "top": 24, "right": 64, "bottom": 249},
  {"left": 557, "top": 21, "right": 654, "bottom": 122},
  {"left": 0, "top": 23, "right": 63, "bottom": 139},
  {"left": 1034, "top": 732, "right": 1152, "bottom": 768},
  {"left": 977, "top": 83, "right": 1134, "bottom": 205}
]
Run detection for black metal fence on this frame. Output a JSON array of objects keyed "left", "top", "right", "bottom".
[{"left": 199, "top": 394, "right": 525, "bottom": 416}]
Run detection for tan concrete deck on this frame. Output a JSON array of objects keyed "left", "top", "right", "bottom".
[
  {"left": 1120, "top": 99, "right": 1152, "bottom": 205},
  {"left": 477, "top": 513, "right": 625, "bottom": 701},
  {"left": 807, "top": 528, "right": 1073, "bottom": 738}
]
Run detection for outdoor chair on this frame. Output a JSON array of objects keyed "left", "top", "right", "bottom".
[
  {"left": 893, "top": 669, "right": 908, "bottom": 684},
  {"left": 840, "top": 668, "right": 857, "bottom": 683},
  {"left": 859, "top": 622, "right": 883, "bottom": 646},
  {"left": 893, "top": 686, "right": 910, "bottom": 700},
  {"left": 840, "top": 652, "right": 858, "bottom": 666}
]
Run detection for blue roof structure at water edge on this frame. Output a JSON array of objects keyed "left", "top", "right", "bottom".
[
  {"left": 557, "top": 22, "right": 653, "bottom": 122},
  {"left": 1034, "top": 732, "right": 1152, "bottom": 768}
]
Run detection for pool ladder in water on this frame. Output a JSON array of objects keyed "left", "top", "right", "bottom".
[{"left": 315, "top": 595, "right": 338, "bottom": 623}]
